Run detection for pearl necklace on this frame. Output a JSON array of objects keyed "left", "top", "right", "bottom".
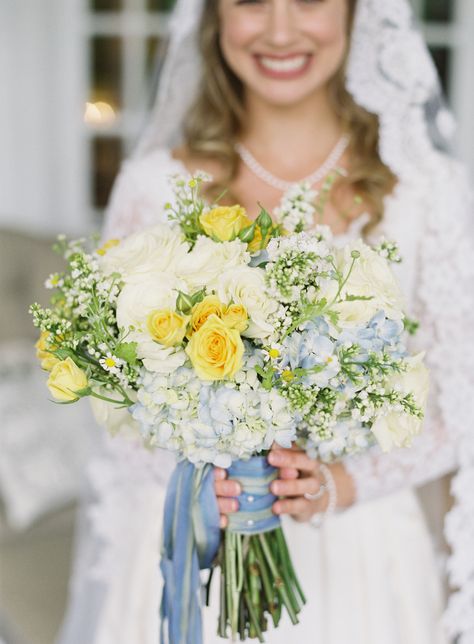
[{"left": 235, "top": 134, "right": 350, "bottom": 192}]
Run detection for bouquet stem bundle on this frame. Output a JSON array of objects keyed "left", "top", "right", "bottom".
[
  {"left": 216, "top": 527, "right": 305, "bottom": 641},
  {"left": 210, "top": 456, "right": 305, "bottom": 641}
]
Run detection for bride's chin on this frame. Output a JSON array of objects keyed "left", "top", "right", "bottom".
[{"left": 247, "top": 83, "right": 327, "bottom": 109}]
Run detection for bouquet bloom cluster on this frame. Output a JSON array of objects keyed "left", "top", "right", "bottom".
[{"left": 31, "top": 173, "right": 428, "bottom": 641}]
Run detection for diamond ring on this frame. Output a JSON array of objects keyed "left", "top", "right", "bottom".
[{"left": 304, "top": 483, "right": 327, "bottom": 501}]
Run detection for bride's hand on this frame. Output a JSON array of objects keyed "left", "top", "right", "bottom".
[
  {"left": 214, "top": 468, "right": 241, "bottom": 528},
  {"left": 214, "top": 446, "right": 355, "bottom": 527},
  {"left": 267, "top": 447, "right": 355, "bottom": 522}
]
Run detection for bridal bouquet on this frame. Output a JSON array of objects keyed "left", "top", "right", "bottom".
[{"left": 31, "top": 173, "right": 428, "bottom": 642}]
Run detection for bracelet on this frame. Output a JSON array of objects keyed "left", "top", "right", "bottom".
[{"left": 309, "top": 464, "right": 338, "bottom": 529}]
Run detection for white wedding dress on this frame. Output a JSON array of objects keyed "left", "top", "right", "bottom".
[{"left": 56, "top": 146, "right": 464, "bottom": 644}]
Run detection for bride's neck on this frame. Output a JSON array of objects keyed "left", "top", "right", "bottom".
[{"left": 239, "top": 88, "right": 343, "bottom": 165}]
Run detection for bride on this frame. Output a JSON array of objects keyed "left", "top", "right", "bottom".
[{"left": 58, "top": 0, "right": 474, "bottom": 642}]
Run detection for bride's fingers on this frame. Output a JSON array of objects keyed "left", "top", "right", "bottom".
[
  {"left": 271, "top": 476, "right": 321, "bottom": 498},
  {"left": 278, "top": 467, "right": 299, "bottom": 480},
  {"left": 215, "top": 479, "right": 241, "bottom": 497},
  {"left": 273, "top": 497, "right": 310, "bottom": 516},
  {"left": 217, "top": 497, "right": 239, "bottom": 514},
  {"left": 214, "top": 467, "right": 227, "bottom": 481},
  {"left": 268, "top": 448, "right": 319, "bottom": 474}
]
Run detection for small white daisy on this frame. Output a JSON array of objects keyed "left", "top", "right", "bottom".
[
  {"left": 45, "top": 273, "right": 64, "bottom": 289},
  {"left": 262, "top": 343, "right": 282, "bottom": 362},
  {"left": 99, "top": 352, "right": 124, "bottom": 375}
]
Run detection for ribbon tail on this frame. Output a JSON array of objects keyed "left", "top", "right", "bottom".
[{"left": 160, "top": 461, "right": 220, "bottom": 644}]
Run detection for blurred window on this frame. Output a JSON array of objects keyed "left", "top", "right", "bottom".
[
  {"left": 84, "top": 0, "right": 175, "bottom": 221},
  {"left": 412, "top": 0, "right": 456, "bottom": 100},
  {"left": 92, "top": 137, "right": 123, "bottom": 209},
  {"left": 91, "top": 0, "right": 123, "bottom": 10},
  {"left": 422, "top": 0, "right": 453, "bottom": 23}
]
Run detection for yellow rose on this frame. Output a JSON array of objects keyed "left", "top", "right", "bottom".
[
  {"left": 199, "top": 205, "right": 249, "bottom": 241},
  {"left": 47, "top": 357, "right": 88, "bottom": 402},
  {"left": 147, "top": 309, "right": 188, "bottom": 347},
  {"left": 189, "top": 295, "right": 225, "bottom": 334},
  {"left": 222, "top": 303, "right": 248, "bottom": 332},
  {"left": 35, "top": 331, "right": 60, "bottom": 371},
  {"left": 186, "top": 314, "right": 244, "bottom": 381}
]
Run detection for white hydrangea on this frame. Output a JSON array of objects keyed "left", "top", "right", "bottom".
[{"left": 132, "top": 363, "right": 296, "bottom": 467}]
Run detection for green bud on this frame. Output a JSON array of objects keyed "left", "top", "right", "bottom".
[
  {"left": 175, "top": 290, "right": 193, "bottom": 314},
  {"left": 191, "top": 288, "right": 206, "bottom": 306},
  {"left": 351, "top": 250, "right": 361, "bottom": 259},
  {"left": 238, "top": 223, "right": 256, "bottom": 244},
  {"left": 256, "top": 207, "right": 273, "bottom": 231}
]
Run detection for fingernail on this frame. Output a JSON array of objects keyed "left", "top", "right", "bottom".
[
  {"left": 219, "top": 516, "right": 226, "bottom": 529},
  {"left": 273, "top": 503, "right": 281, "bottom": 515},
  {"left": 269, "top": 452, "right": 282, "bottom": 465},
  {"left": 271, "top": 482, "right": 280, "bottom": 495},
  {"left": 233, "top": 484, "right": 241, "bottom": 495}
]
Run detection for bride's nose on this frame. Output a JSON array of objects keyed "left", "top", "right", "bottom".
[{"left": 263, "top": 0, "right": 299, "bottom": 47}]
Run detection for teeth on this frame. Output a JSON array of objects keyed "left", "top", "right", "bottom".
[{"left": 259, "top": 55, "right": 307, "bottom": 73}]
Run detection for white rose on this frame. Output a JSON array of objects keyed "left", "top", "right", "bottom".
[
  {"left": 136, "top": 336, "right": 187, "bottom": 373},
  {"left": 372, "top": 352, "right": 429, "bottom": 452},
  {"left": 116, "top": 272, "right": 184, "bottom": 332},
  {"left": 216, "top": 266, "right": 278, "bottom": 340},
  {"left": 178, "top": 236, "right": 250, "bottom": 290},
  {"left": 334, "top": 241, "right": 405, "bottom": 326},
  {"left": 90, "top": 391, "right": 139, "bottom": 437},
  {"left": 99, "top": 224, "right": 189, "bottom": 283}
]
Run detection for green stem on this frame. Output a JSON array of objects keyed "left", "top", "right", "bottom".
[
  {"left": 89, "top": 390, "right": 131, "bottom": 407},
  {"left": 243, "top": 584, "right": 264, "bottom": 643},
  {"left": 251, "top": 537, "right": 279, "bottom": 628},
  {"left": 258, "top": 533, "right": 299, "bottom": 625},
  {"left": 275, "top": 527, "right": 306, "bottom": 605},
  {"left": 247, "top": 543, "right": 261, "bottom": 637},
  {"left": 218, "top": 545, "right": 227, "bottom": 638}
]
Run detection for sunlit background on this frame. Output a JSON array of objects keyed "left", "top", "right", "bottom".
[{"left": 0, "top": 1, "right": 472, "bottom": 643}]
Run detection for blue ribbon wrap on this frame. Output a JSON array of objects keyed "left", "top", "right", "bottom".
[
  {"left": 160, "top": 456, "right": 280, "bottom": 643},
  {"left": 160, "top": 461, "right": 220, "bottom": 644},
  {"left": 227, "top": 456, "right": 281, "bottom": 535}
]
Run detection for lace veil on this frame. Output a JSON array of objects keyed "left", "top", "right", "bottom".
[{"left": 131, "top": 0, "right": 474, "bottom": 640}]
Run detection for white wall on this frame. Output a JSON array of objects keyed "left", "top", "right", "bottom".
[
  {"left": 452, "top": 0, "right": 474, "bottom": 172},
  {"left": 0, "top": 0, "right": 87, "bottom": 237}
]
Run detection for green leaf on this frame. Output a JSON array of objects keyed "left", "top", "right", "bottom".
[
  {"left": 175, "top": 290, "right": 194, "bottom": 314},
  {"left": 326, "top": 310, "right": 340, "bottom": 326},
  {"left": 54, "top": 348, "right": 75, "bottom": 360},
  {"left": 191, "top": 288, "right": 206, "bottom": 306},
  {"left": 403, "top": 316, "right": 419, "bottom": 335},
  {"left": 115, "top": 341, "right": 138, "bottom": 365},
  {"left": 344, "top": 294, "right": 374, "bottom": 302}
]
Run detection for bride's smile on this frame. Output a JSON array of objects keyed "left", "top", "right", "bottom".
[{"left": 219, "top": 0, "right": 349, "bottom": 106}]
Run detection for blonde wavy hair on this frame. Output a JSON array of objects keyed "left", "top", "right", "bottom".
[{"left": 183, "top": 0, "right": 397, "bottom": 232}]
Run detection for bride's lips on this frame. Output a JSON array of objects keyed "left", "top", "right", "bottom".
[{"left": 254, "top": 53, "right": 313, "bottom": 80}]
